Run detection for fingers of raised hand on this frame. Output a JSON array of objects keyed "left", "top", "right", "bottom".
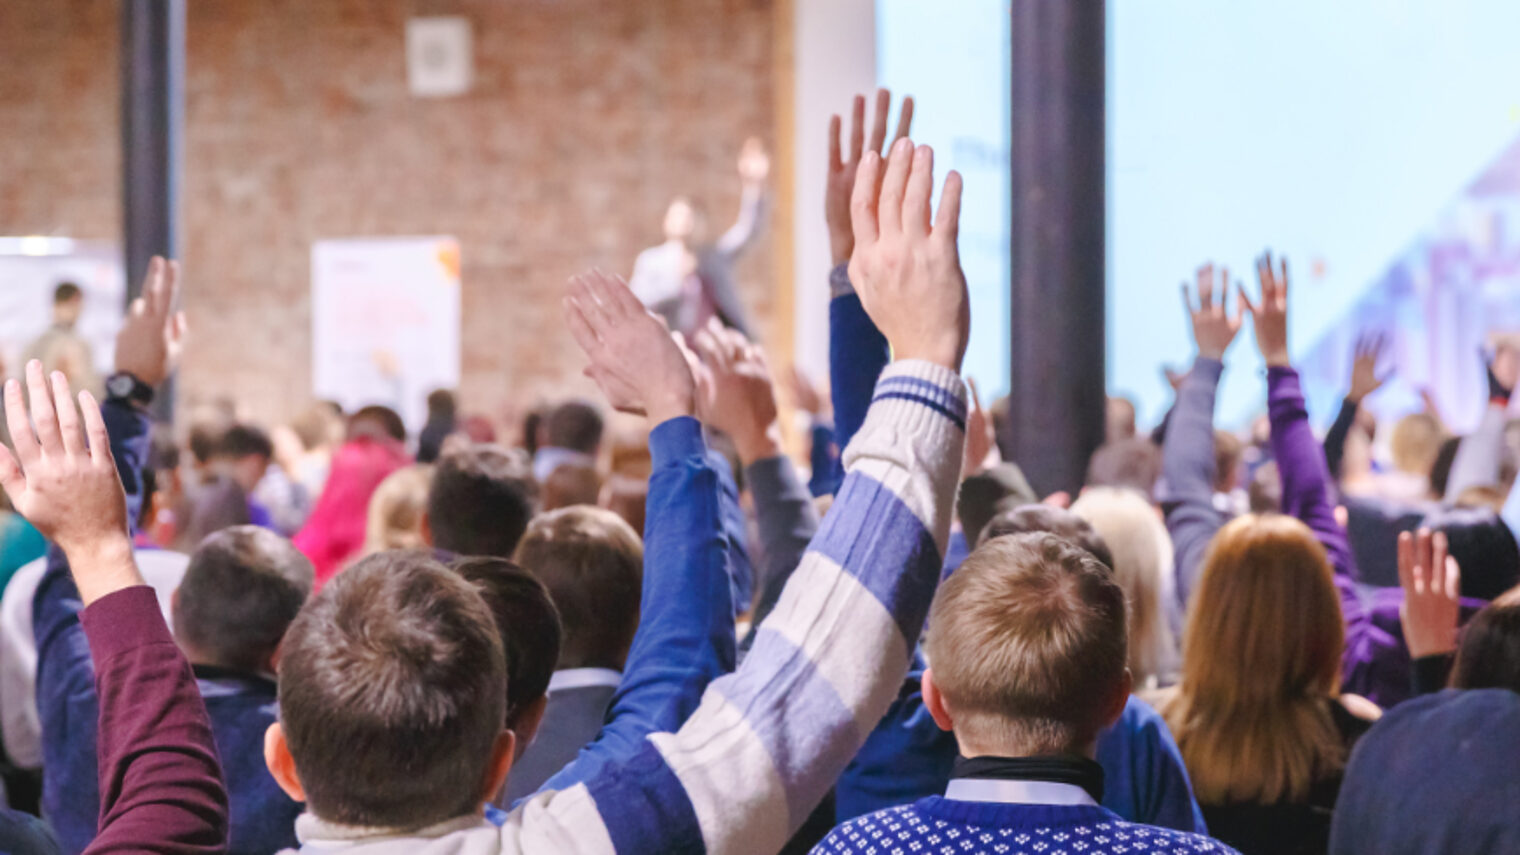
[
  {"left": 932, "top": 169, "right": 962, "bottom": 247},
  {"left": 78, "top": 391, "right": 110, "bottom": 467},
  {"left": 49, "top": 372, "right": 86, "bottom": 458},
  {"left": 877, "top": 138, "right": 915, "bottom": 239},
  {"left": 868, "top": 88, "right": 891, "bottom": 154},
  {"left": 850, "top": 152, "right": 883, "bottom": 247},
  {"left": 903, "top": 145, "right": 934, "bottom": 240},
  {"left": 25, "top": 361, "right": 61, "bottom": 456},
  {"left": 4, "top": 378, "right": 38, "bottom": 467}
]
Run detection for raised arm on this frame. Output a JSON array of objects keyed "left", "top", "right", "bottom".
[
  {"left": 826, "top": 89, "right": 912, "bottom": 462},
  {"left": 34, "top": 259, "right": 205, "bottom": 853},
  {"left": 1325, "top": 334, "right": 1389, "bottom": 482},
  {"left": 1397, "top": 529, "right": 1460, "bottom": 695},
  {"left": 1160, "top": 264, "right": 1241, "bottom": 606},
  {"left": 712, "top": 138, "right": 769, "bottom": 259},
  {"left": 510, "top": 135, "right": 969, "bottom": 855},
  {"left": 684, "top": 324, "right": 819, "bottom": 652},
  {"left": 544, "top": 271, "right": 736, "bottom": 794},
  {"left": 4, "top": 260, "right": 223, "bottom": 854},
  {"left": 1443, "top": 347, "right": 1516, "bottom": 501}
]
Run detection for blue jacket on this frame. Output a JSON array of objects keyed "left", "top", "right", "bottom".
[{"left": 34, "top": 399, "right": 301, "bottom": 855}]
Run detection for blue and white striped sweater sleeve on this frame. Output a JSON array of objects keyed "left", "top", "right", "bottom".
[{"left": 499, "top": 361, "right": 966, "bottom": 855}]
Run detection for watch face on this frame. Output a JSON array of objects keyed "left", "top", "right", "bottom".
[{"left": 108, "top": 375, "right": 134, "bottom": 397}]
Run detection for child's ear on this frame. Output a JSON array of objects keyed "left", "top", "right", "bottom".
[
  {"left": 921, "top": 670, "right": 955, "bottom": 733},
  {"left": 480, "top": 729, "right": 517, "bottom": 804},
  {"left": 419, "top": 510, "right": 434, "bottom": 548},
  {"left": 264, "top": 723, "right": 306, "bottom": 802},
  {"left": 1100, "top": 669, "right": 1135, "bottom": 730}
]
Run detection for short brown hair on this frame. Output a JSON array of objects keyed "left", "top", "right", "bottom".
[
  {"left": 926, "top": 534, "right": 1127, "bottom": 754},
  {"left": 278, "top": 551, "right": 506, "bottom": 829},
  {"left": 979, "top": 504, "right": 1114, "bottom": 571},
  {"left": 542, "top": 462, "right": 602, "bottom": 512},
  {"left": 1214, "top": 430, "right": 1244, "bottom": 493},
  {"left": 451, "top": 556, "right": 563, "bottom": 729},
  {"left": 515, "top": 506, "right": 642, "bottom": 670},
  {"left": 427, "top": 443, "right": 538, "bottom": 559},
  {"left": 1086, "top": 438, "right": 1162, "bottom": 496},
  {"left": 1452, "top": 585, "right": 1520, "bottom": 694},
  {"left": 173, "top": 526, "right": 313, "bottom": 672}
]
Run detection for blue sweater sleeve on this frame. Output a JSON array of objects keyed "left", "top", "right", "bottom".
[
  {"left": 828, "top": 264, "right": 891, "bottom": 482},
  {"left": 807, "top": 421, "right": 840, "bottom": 498},
  {"left": 537, "top": 417, "right": 735, "bottom": 795},
  {"left": 34, "top": 399, "right": 152, "bottom": 855},
  {"left": 1095, "top": 696, "right": 1208, "bottom": 834},
  {"left": 708, "top": 448, "right": 753, "bottom": 617}
]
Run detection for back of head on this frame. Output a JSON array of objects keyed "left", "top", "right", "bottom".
[
  {"left": 925, "top": 533, "right": 1127, "bottom": 755},
  {"left": 215, "top": 424, "right": 274, "bottom": 461},
  {"left": 1085, "top": 437, "right": 1162, "bottom": 496},
  {"left": 979, "top": 504, "right": 1113, "bottom": 571},
  {"left": 278, "top": 551, "right": 506, "bottom": 829},
  {"left": 174, "top": 526, "right": 314, "bottom": 672},
  {"left": 348, "top": 405, "right": 406, "bottom": 444},
  {"left": 426, "top": 389, "right": 457, "bottom": 422},
  {"left": 957, "top": 463, "right": 1038, "bottom": 545},
  {"left": 1069, "top": 487, "right": 1176, "bottom": 686},
  {"left": 1390, "top": 413, "right": 1444, "bottom": 479},
  {"left": 291, "top": 402, "right": 344, "bottom": 452},
  {"left": 174, "top": 475, "right": 253, "bottom": 552},
  {"left": 546, "top": 400, "right": 604, "bottom": 455},
  {"left": 363, "top": 465, "right": 433, "bottom": 555},
  {"left": 1330, "top": 688, "right": 1520, "bottom": 855},
  {"left": 1248, "top": 460, "right": 1282, "bottom": 514},
  {"left": 427, "top": 442, "right": 537, "bottom": 559},
  {"left": 515, "top": 506, "right": 642, "bottom": 670},
  {"left": 601, "top": 473, "right": 647, "bottom": 534},
  {"left": 450, "top": 556, "right": 562, "bottom": 729},
  {"left": 1105, "top": 396, "right": 1138, "bottom": 443},
  {"left": 53, "top": 281, "right": 82, "bottom": 306},
  {"left": 188, "top": 421, "right": 228, "bottom": 467},
  {"left": 1450, "top": 585, "right": 1520, "bottom": 693},
  {"left": 1167, "top": 513, "right": 1345, "bottom": 804},
  {"left": 1214, "top": 430, "right": 1244, "bottom": 493},
  {"left": 1419, "top": 505, "right": 1520, "bottom": 601},
  {"left": 542, "top": 462, "right": 602, "bottom": 512}
]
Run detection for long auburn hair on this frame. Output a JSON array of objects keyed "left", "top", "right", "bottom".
[{"left": 1159, "top": 513, "right": 1346, "bottom": 805}]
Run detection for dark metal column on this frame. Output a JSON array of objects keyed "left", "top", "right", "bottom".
[
  {"left": 120, "top": 0, "right": 185, "bottom": 420},
  {"left": 1004, "top": 0, "right": 1106, "bottom": 495}
]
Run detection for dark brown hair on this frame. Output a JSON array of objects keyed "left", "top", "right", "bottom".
[
  {"left": 427, "top": 443, "right": 538, "bottom": 559},
  {"left": 173, "top": 526, "right": 313, "bottom": 673},
  {"left": 450, "top": 556, "right": 563, "bottom": 729},
  {"left": 1452, "top": 586, "right": 1520, "bottom": 694},
  {"left": 514, "top": 506, "right": 642, "bottom": 670},
  {"left": 545, "top": 400, "right": 604, "bottom": 455},
  {"left": 278, "top": 551, "right": 506, "bottom": 829},
  {"left": 979, "top": 504, "right": 1114, "bottom": 571}
]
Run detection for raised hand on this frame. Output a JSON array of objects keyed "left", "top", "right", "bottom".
[
  {"left": 827, "top": 88, "right": 914, "bottom": 266},
  {"left": 962, "top": 378, "right": 1000, "bottom": 478},
  {"left": 0, "top": 362, "right": 138, "bottom": 604},
  {"left": 738, "top": 137, "right": 770, "bottom": 185},
  {"left": 691, "top": 321, "right": 782, "bottom": 465},
  {"left": 1348, "top": 332, "right": 1392, "bottom": 404},
  {"left": 785, "top": 365, "right": 830, "bottom": 420},
  {"left": 1398, "top": 529, "right": 1461, "bottom": 659},
  {"left": 1180, "top": 263, "right": 1243, "bottom": 361},
  {"left": 1240, "top": 250, "right": 1291, "bottom": 367},
  {"left": 848, "top": 138, "right": 968, "bottom": 372},
  {"left": 115, "top": 256, "right": 188, "bottom": 387},
  {"left": 564, "top": 270, "right": 696, "bottom": 425}
]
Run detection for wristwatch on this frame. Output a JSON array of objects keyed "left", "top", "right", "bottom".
[{"left": 105, "top": 372, "right": 155, "bottom": 409}]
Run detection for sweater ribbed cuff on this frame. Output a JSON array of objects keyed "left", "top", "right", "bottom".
[{"left": 861, "top": 360, "right": 968, "bottom": 438}]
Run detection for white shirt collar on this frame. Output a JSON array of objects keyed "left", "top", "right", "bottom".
[
  {"left": 944, "top": 778, "right": 1098, "bottom": 808},
  {"left": 547, "top": 667, "right": 623, "bottom": 694}
]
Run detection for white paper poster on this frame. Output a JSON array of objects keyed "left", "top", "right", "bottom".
[{"left": 311, "top": 237, "right": 461, "bottom": 433}]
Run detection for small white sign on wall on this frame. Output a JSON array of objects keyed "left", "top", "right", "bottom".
[{"left": 406, "top": 16, "right": 473, "bottom": 98}]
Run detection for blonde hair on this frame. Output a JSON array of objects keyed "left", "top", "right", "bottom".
[
  {"left": 926, "top": 534, "right": 1128, "bottom": 755},
  {"left": 1390, "top": 413, "right": 1444, "bottom": 477},
  {"left": 1070, "top": 487, "right": 1178, "bottom": 687},
  {"left": 1157, "top": 514, "right": 1346, "bottom": 805},
  {"left": 362, "top": 465, "right": 433, "bottom": 555}
]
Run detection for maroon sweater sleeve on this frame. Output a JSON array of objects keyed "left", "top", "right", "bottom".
[{"left": 81, "top": 585, "right": 229, "bottom": 855}]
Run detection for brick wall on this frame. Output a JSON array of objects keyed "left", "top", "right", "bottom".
[{"left": 0, "top": 0, "right": 776, "bottom": 428}]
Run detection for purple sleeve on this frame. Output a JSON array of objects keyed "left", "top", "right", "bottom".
[
  {"left": 82, "top": 586, "right": 228, "bottom": 855},
  {"left": 1267, "top": 367, "right": 1389, "bottom": 701}
]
